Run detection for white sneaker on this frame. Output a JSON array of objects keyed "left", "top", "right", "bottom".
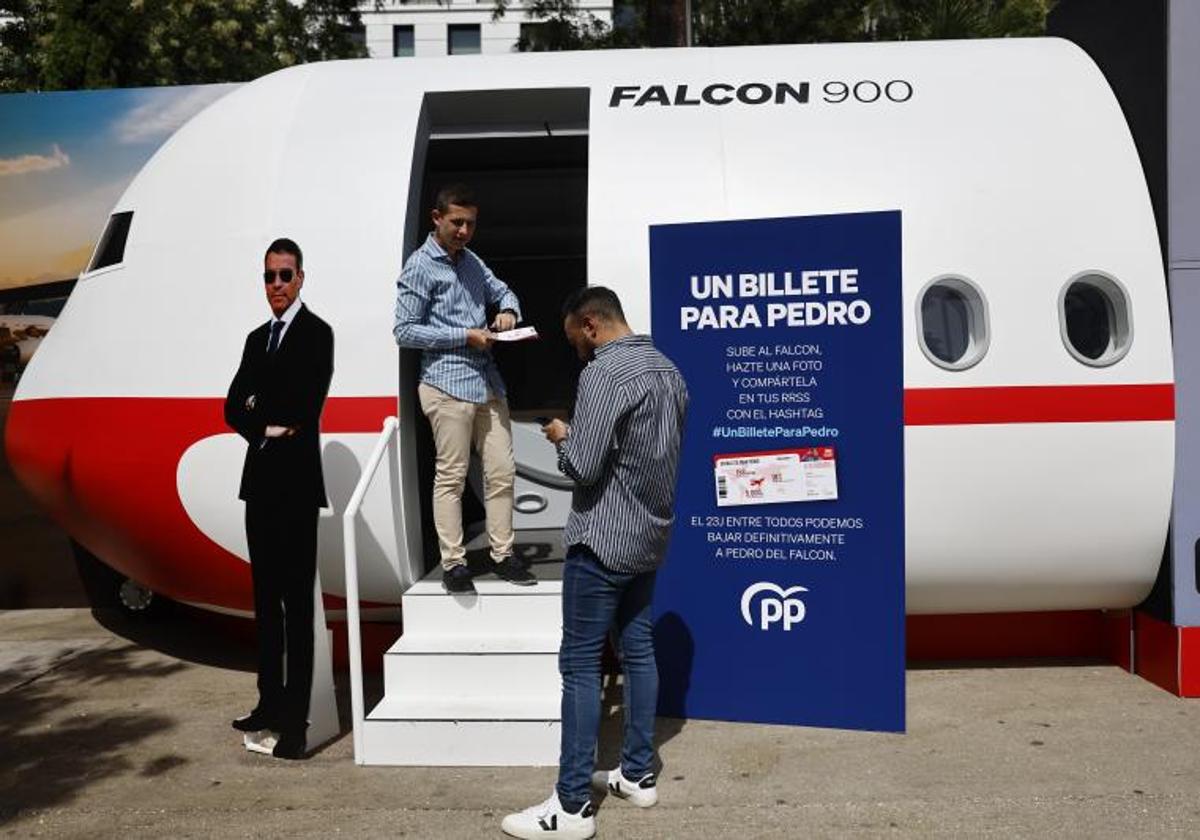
[
  {"left": 242, "top": 731, "right": 279, "bottom": 755},
  {"left": 501, "top": 792, "right": 596, "bottom": 840},
  {"left": 591, "top": 767, "right": 658, "bottom": 808}
]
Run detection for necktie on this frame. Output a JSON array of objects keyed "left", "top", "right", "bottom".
[{"left": 267, "top": 320, "right": 284, "bottom": 354}]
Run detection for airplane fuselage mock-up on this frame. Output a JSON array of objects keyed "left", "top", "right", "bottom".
[{"left": 4, "top": 40, "right": 1173, "bottom": 624}]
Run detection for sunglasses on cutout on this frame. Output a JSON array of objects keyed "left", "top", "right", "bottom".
[{"left": 263, "top": 269, "right": 296, "bottom": 284}]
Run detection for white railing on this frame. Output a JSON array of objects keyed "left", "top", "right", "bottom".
[{"left": 342, "top": 415, "right": 400, "bottom": 764}]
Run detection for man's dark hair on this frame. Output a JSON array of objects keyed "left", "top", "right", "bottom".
[
  {"left": 562, "top": 286, "right": 627, "bottom": 323},
  {"left": 265, "top": 237, "right": 303, "bottom": 270},
  {"left": 434, "top": 184, "right": 478, "bottom": 213}
]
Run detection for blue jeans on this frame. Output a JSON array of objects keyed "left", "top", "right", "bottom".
[{"left": 556, "top": 546, "right": 658, "bottom": 812}]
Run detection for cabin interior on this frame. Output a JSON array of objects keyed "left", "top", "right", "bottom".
[{"left": 402, "top": 87, "right": 590, "bottom": 573}]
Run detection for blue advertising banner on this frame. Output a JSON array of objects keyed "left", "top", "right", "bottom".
[{"left": 650, "top": 211, "right": 905, "bottom": 732}]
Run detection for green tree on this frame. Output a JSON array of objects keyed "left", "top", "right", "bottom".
[
  {"left": 491, "top": 0, "right": 1052, "bottom": 52},
  {"left": 692, "top": 0, "right": 869, "bottom": 46},
  {"left": 492, "top": 0, "right": 616, "bottom": 50},
  {"left": 869, "top": 0, "right": 1053, "bottom": 40},
  {"left": 0, "top": 0, "right": 367, "bottom": 92}
]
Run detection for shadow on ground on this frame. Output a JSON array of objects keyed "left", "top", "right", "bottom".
[
  {"left": 595, "top": 672, "right": 687, "bottom": 788},
  {"left": 92, "top": 603, "right": 258, "bottom": 673},
  {"left": 0, "top": 644, "right": 185, "bottom": 824}
]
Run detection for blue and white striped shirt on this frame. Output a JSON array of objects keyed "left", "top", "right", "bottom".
[
  {"left": 558, "top": 334, "right": 689, "bottom": 574},
  {"left": 393, "top": 233, "right": 521, "bottom": 403}
]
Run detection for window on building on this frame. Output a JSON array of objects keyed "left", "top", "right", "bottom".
[
  {"left": 393, "top": 24, "right": 414, "bottom": 57},
  {"left": 917, "top": 276, "right": 989, "bottom": 370},
  {"left": 1060, "top": 273, "right": 1132, "bottom": 366},
  {"left": 448, "top": 23, "right": 481, "bottom": 55}
]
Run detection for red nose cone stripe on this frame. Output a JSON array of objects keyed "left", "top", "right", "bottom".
[
  {"left": 5, "top": 396, "right": 398, "bottom": 611},
  {"left": 6, "top": 397, "right": 247, "bottom": 607},
  {"left": 904, "top": 383, "right": 1175, "bottom": 425}
]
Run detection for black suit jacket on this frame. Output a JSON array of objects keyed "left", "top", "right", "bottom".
[{"left": 224, "top": 304, "right": 334, "bottom": 507}]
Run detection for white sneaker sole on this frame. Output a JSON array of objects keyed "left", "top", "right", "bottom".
[
  {"left": 500, "top": 815, "right": 595, "bottom": 839},
  {"left": 591, "top": 771, "right": 658, "bottom": 808}
]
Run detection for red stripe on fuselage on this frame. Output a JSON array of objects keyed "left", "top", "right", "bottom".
[
  {"left": 3, "top": 386, "right": 1172, "bottom": 612},
  {"left": 4, "top": 396, "right": 397, "bottom": 611},
  {"left": 904, "top": 383, "right": 1174, "bottom": 426},
  {"left": 322, "top": 396, "right": 398, "bottom": 431}
]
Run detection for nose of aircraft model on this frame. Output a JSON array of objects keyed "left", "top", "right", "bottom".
[{"left": 5, "top": 393, "right": 257, "bottom": 610}]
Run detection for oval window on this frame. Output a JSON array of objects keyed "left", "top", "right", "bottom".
[
  {"left": 1059, "top": 273, "right": 1131, "bottom": 366},
  {"left": 917, "top": 276, "right": 989, "bottom": 370}
]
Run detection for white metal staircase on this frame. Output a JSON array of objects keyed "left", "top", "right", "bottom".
[
  {"left": 361, "top": 558, "right": 563, "bottom": 765},
  {"left": 342, "top": 417, "right": 568, "bottom": 766}
]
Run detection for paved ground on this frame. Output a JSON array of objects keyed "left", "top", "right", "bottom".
[{"left": 2, "top": 608, "right": 1200, "bottom": 838}]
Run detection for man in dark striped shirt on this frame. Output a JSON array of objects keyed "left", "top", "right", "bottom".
[{"left": 502, "top": 288, "right": 688, "bottom": 840}]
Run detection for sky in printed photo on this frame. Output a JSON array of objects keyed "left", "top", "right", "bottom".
[{"left": 0, "top": 84, "right": 237, "bottom": 290}]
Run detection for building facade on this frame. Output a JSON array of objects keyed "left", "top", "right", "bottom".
[{"left": 358, "top": 1, "right": 614, "bottom": 58}]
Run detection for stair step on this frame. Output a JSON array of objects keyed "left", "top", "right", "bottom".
[
  {"left": 359, "top": 718, "right": 559, "bottom": 766},
  {"left": 388, "top": 634, "right": 561, "bottom": 654},
  {"left": 384, "top": 650, "right": 560, "bottom": 697},
  {"left": 368, "top": 693, "right": 559, "bottom": 721},
  {"left": 405, "top": 577, "right": 564, "bottom": 596},
  {"left": 401, "top": 589, "right": 562, "bottom": 637}
]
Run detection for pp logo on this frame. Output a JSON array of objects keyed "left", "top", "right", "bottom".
[{"left": 740, "top": 582, "right": 808, "bottom": 631}]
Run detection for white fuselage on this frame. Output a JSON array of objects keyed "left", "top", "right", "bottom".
[{"left": 6, "top": 40, "right": 1173, "bottom": 616}]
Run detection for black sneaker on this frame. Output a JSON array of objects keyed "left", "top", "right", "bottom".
[
  {"left": 272, "top": 732, "right": 308, "bottom": 760},
  {"left": 494, "top": 557, "right": 537, "bottom": 586},
  {"left": 232, "top": 708, "right": 278, "bottom": 732},
  {"left": 443, "top": 564, "right": 476, "bottom": 593}
]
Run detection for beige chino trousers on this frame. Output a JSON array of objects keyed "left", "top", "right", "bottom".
[{"left": 418, "top": 382, "right": 516, "bottom": 570}]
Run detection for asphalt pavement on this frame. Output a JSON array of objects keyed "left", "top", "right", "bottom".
[{"left": 2, "top": 607, "right": 1200, "bottom": 838}]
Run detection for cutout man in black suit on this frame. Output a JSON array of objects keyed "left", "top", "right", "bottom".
[{"left": 224, "top": 237, "right": 334, "bottom": 760}]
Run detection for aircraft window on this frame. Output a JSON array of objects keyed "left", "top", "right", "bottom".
[
  {"left": 917, "top": 276, "right": 989, "bottom": 371},
  {"left": 87, "top": 211, "right": 133, "bottom": 272},
  {"left": 1060, "top": 272, "right": 1132, "bottom": 367}
]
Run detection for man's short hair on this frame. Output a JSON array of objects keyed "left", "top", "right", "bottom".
[
  {"left": 265, "top": 237, "right": 303, "bottom": 269},
  {"left": 562, "top": 286, "right": 627, "bottom": 324},
  {"left": 434, "top": 184, "right": 478, "bottom": 213}
]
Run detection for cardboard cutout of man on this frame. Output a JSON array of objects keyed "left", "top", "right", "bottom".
[{"left": 225, "top": 237, "right": 334, "bottom": 760}]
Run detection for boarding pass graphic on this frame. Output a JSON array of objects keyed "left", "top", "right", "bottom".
[{"left": 713, "top": 447, "right": 838, "bottom": 507}]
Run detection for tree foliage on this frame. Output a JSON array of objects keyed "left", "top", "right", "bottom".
[
  {"left": 0, "top": 0, "right": 1057, "bottom": 90},
  {"left": 495, "top": 0, "right": 1053, "bottom": 52},
  {"left": 693, "top": 0, "right": 870, "bottom": 46},
  {"left": 0, "top": 0, "right": 368, "bottom": 92},
  {"left": 868, "top": 0, "right": 1053, "bottom": 40},
  {"left": 492, "top": 0, "right": 618, "bottom": 51}
]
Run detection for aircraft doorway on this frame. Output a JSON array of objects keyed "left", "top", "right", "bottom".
[{"left": 402, "top": 88, "right": 589, "bottom": 575}]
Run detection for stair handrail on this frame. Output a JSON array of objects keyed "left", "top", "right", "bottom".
[{"left": 342, "top": 415, "right": 399, "bottom": 764}]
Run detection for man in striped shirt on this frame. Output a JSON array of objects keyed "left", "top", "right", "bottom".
[
  {"left": 502, "top": 287, "right": 688, "bottom": 840},
  {"left": 393, "top": 184, "right": 534, "bottom": 593}
]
